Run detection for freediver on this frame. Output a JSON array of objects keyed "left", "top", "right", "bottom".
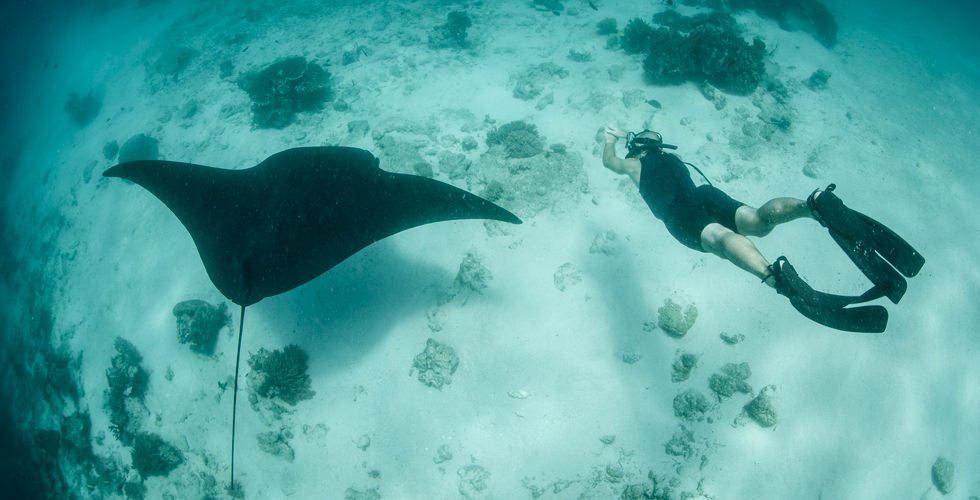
[{"left": 600, "top": 125, "right": 924, "bottom": 333}]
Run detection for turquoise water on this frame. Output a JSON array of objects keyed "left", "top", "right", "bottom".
[{"left": 1, "top": 1, "right": 977, "bottom": 498}]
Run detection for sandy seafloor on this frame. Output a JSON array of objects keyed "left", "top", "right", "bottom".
[{"left": 1, "top": 0, "right": 978, "bottom": 498}]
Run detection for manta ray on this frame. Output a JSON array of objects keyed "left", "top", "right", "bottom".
[{"left": 104, "top": 146, "right": 521, "bottom": 490}]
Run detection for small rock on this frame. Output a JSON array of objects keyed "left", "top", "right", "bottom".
[
  {"left": 344, "top": 488, "right": 381, "bottom": 500},
  {"left": 805, "top": 69, "right": 832, "bottom": 91},
  {"left": 743, "top": 385, "right": 777, "bottom": 428},
  {"left": 412, "top": 339, "right": 459, "bottom": 389},
  {"left": 670, "top": 351, "right": 699, "bottom": 383},
  {"left": 621, "top": 351, "right": 642, "bottom": 364},
  {"left": 457, "top": 464, "right": 491, "bottom": 500},
  {"left": 553, "top": 262, "right": 582, "bottom": 292},
  {"left": 719, "top": 332, "right": 745, "bottom": 345},
  {"left": 604, "top": 464, "right": 625, "bottom": 483},
  {"left": 931, "top": 457, "right": 955, "bottom": 495},
  {"left": 673, "top": 389, "right": 710, "bottom": 422},
  {"left": 256, "top": 431, "right": 294, "bottom": 462},
  {"left": 664, "top": 426, "right": 695, "bottom": 458},
  {"left": 454, "top": 252, "right": 492, "bottom": 293},
  {"left": 658, "top": 297, "right": 698, "bottom": 338},
  {"left": 356, "top": 434, "right": 371, "bottom": 451},
  {"left": 708, "top": 362, "right": 752, "bottom": 400},
  {"left": 589, "top": 230, "right": 619, "bottom": 256},
  {"left": 621, "top": 483, "right": 652, "bottom": 500},
  {"left": 434, "top": 444, "right": 453, "bottom": 464}
]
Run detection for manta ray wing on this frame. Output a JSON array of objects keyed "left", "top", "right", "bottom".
[{"left": 104, "top": 146, "right": 522, "bottom": 305}]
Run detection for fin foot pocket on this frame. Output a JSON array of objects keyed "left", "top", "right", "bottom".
[
  {"left": 809, "top": 184, "right": 925, "bottom": 304},
  {"left": 771, "top": 257, "right": 888, "bottom": 334}
]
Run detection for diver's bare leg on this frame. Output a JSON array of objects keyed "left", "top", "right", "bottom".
[
  {"left": 701, "top": 223, "right": 774, "bottom": 285},
  {"left": 735, "top": 198, "right": 812, "bottom": 237}
]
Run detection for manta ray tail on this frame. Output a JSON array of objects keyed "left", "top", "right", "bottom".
[{"left": 229, "top": 305, "right": 245, "bottom": 493}]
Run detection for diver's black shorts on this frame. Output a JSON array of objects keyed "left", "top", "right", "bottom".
[{"left": 661, "top": 185, "right": 745, "bottom": 252}]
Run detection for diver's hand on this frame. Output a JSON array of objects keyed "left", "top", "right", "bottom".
[{"left": 604, "top": 125, "right": 627, "bottom": 142}]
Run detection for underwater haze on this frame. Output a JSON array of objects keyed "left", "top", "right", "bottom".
[{"left": 1, "top": 0, "right": 978, "bottom": 498}]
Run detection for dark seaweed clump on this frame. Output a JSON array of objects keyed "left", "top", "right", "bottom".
[
  {"left": 117, "top": 134, "right": 160, "bottom": 163},
  {"left": 172, "top": 300, "right": 229, "bottom": 356},
  {"left": 154, "top": 46, "right": 197, "bottom": 79},
  {"left": 596, "top": 18, "right": 618, "bottom": 35},
  {"left": 805, "top": 68, "right": 832, "bottom": 90},
  {"left": 64, "top": 90, "right": 102, "bottom": 127},
  {"left": 247, "top": 345, "right": 315, "bottom": 405},
  {"left": 533, "top": 0, "right": 564, "bottom": 12},
  {"left": 240, "top": 57, "right": 332, "bottom": 129},
  {"left": 622, "top": 14, "right": 766, "bottom": 95},
  {"left": 103, "top": 140, "right": 119, "bottom": 161},
  {"left": 663, "top": 0, "right": 837, "bottom": 46},
  {"left": 728, "top": 0, "right": 838, "bottom": 47},
  {"left": 131, "top": 432, "right": 183, "bottom": 477},
  {"left": 428, "top": 11, "right": 473, "bottom": 49}
]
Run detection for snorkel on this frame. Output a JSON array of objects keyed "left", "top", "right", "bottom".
[
  {"left": 624, "top": 130, "right": 712, "bottom": 185},
  {"left": 625, "top": 130, "right": 677, "bottom": 158}
]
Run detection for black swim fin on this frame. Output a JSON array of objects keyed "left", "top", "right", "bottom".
[
  {"left": 770, "top": 256, "right": 889, "bottom": 333},
  {"left": 809, "top": 185, "right": 925, "bottom": 304}
]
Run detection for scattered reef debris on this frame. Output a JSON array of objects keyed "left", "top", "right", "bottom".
[
  {"left": 510, "top": 63, "right": 568, "bottom": 102},
  {"left": 472, "top": 124, "right": 588, "bottom": 215}
]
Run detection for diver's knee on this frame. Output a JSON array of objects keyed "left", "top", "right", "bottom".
[
  {"left": 701, "top": 224, "right": 736, "bottom": 255},
  {"left": 734, "top": 206, "right": 771, "bottom": 237}
]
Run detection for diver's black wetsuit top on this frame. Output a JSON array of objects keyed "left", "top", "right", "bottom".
[
  {"left": 638, "top": 152, "right": 744, "bottom": 251},
  {"left": 638, "top": 151, "right": 697, "bottom": 219}
]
